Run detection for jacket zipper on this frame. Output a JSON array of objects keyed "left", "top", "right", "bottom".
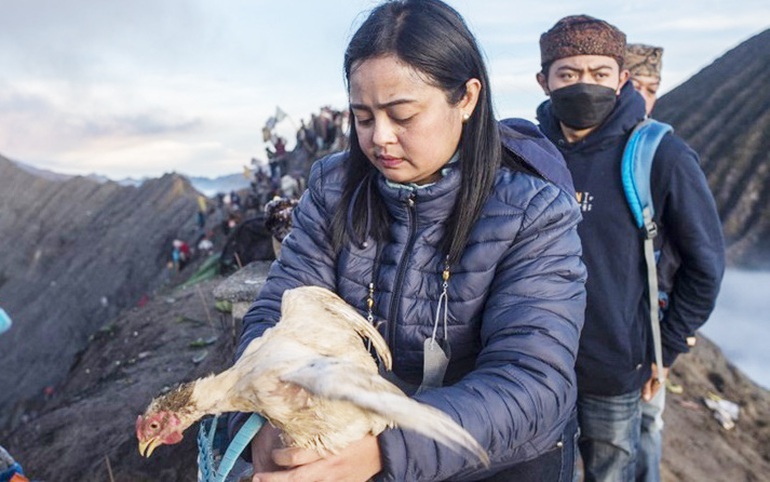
[{"left": 388, "top": 192, "right": 417, "bottom": 360}]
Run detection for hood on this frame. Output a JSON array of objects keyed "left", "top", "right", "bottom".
[
  {"left": 498, "top": 118, "right": 575, "bottom": 196},
  {"left": 536, "top": 81, "right": 646, "bottom": 151}
]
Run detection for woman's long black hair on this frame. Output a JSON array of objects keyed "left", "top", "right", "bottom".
[{"left": 331, "top": 0, "right": 501, "bottom": 266}]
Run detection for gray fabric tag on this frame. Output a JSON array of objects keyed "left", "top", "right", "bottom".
[{"left": 417, "top": 337, "right": 451, "bottom": 394}]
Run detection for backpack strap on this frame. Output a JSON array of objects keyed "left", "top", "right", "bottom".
[
  {"left": 621, "top": 119, "right": 673, "bottom": 384},
  {"left": 197, "top": 413, "right": 265, "bottom": 482},
  {"left": 217, "top": 413, "right": 264, "bottom": 482}
]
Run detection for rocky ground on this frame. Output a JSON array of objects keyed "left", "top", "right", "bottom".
[
  {"left": 2, "top": 262, "right": 768, "bottom": 481},
  {"left": 0, "top": 156, "right": 205, "bottom": 422},
  {"left": 1, "top": 273, "right": 235, "bottom": 482}
]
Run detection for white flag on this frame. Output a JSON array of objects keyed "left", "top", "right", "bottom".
[{"left": 275, "top": 106, "right": 288, "bottom": 122}]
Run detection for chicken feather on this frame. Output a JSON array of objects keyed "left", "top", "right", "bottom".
[{"left": 282, "top": 356, "right": 489, "bottom": 465}]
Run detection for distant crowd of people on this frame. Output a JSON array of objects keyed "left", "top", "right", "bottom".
[
  {"left": 261, "top": 106, "right": 349, "bottom": 188},
  {"left": 296, "top": 106, "right": 351, "bottom": 155}
]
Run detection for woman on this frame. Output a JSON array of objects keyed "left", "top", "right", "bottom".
[{"left": 232, "top": 1, "right": 586, "bottom": 480}]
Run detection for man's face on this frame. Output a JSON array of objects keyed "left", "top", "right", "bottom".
[
  {"left": 630, "top": 74, "right": 660, "bottom": 115},
  {"left": 538, "top": 55, "right": 628, "bottom": 94}
]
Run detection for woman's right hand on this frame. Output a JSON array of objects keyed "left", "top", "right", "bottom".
[{"left": 251, "top": 422, "right": 285, "bottom": 473}]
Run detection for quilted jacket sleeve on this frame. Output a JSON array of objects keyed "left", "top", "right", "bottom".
[
  {"left": 377, "top": 183, "right": 587, "bottom": 481},
  {"left": 653, "top": 136, "right": 725, "bottom": 366}
]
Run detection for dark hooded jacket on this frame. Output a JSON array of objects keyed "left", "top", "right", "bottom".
[
  {"left": 232, "top": 119, "right": 587, "bottom": 480},
  {"left": 537, "top": 81, "right": 725, "bottom": 396}
]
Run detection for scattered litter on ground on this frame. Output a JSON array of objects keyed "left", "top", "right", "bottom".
[
  {"left": 703, "top": 392, "right": 740, "bottom": 430},
  {"left": 98, "top": 323, "right": 116, "bottom": 334},
  {"left": 192, "top": 351, "right": 209, "bottom": 364},
  {"left": 666, "top": 379, "right": 684, "bottom": 394},
  {"left": 176, "top": 315, "right": 207, "bottom": 325},
  {"left": 215, "top": 300, "right": 232, "bottom": 313},
  {"left": 678, "top": 400, "right": 701, "bottom": 411},
  {"left": 189, "top": 336, "right": 218, "bottom": 348}
]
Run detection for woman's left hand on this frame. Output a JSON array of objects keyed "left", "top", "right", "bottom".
[{"left": 252, "top": 434, "right": 382, "bottom": 482}]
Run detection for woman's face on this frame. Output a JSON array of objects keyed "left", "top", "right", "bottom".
[{"left": 349, "top": 55, "right": 479, "bottom": 185}]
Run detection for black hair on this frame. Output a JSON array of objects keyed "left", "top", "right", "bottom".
[{"left": 331, "top": 0, "right": 501, "bottom": 266}]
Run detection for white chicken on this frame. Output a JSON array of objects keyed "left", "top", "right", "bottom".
[{"left": 136, "top": 285, "right": 489, "bottom": 467}]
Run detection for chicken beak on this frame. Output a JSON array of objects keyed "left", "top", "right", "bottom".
[{"left": 138, "top": 437, "right": 160, "bottom": 458}]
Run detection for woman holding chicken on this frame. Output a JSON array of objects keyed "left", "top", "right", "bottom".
[{"left": 231, "top": 1, "right": 586, "bottom": 480}]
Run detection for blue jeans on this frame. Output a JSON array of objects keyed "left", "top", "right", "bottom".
[
  {"left": 483, "top": 411, "right": 579, "bottom": 482},
  {"left": 578, "top": 390, "right": 642, "bottom": 482},
  {"left": 637, "top": 388, "right": 665, "bottom": 482}
]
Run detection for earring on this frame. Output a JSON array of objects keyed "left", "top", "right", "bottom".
[{"left": 462, "top": 113, "right": 470, "bottom": 123}]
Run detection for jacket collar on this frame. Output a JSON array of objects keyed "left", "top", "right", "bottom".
[{"left": 376, "top": 162, "right": 461, "bottom": 227}]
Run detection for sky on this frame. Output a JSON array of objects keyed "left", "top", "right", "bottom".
[{"left": 1, "top": 1, "right": 768, "bottom": 180}]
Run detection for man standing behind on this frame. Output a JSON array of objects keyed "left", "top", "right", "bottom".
[
  {"left": 626, "top": 44, "right": 663, "bottom": 116},
  {"left": 534, "top": 15, "right": 725, "bottom": 481},
  {"left": 626, "top": 42, "right": 671, "bottom": 482}
]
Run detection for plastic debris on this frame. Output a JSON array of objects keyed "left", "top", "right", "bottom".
[
  {"left": 192, "top": 350, "right": 209, "bottom": 364},
  {"left": 666, "top": 379, "right": 684, "bottom": 394},
  {"left": 215, "top": 299, "right": 233, "bottom": 313},
  {"left": 189, "top": 336, "right": 218, "bottom": 348},
  {"left": 703, "top": 392, "right": 740, "bottom": 430},
  {"left": 678, "top": 400, "right": 701, "bottom": 411},
  {"left": 176, "top": 315, "right": 207, "bottom": 325}
]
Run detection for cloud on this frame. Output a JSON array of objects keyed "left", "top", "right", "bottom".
[
  {"left": 55, "top": 139, "right": 230, "bottom": 178},
  {"left": 78, "top": 113, "right": 202, "bottom": 139},
  {"left": 1, "top": 0, "right": 769, "bottom": 179},
  {"left": 0, "top": 1, "right": 210, "bottom": 81},
  {"left": 701, "top": 269, "right": 770, "bottom": 389}
]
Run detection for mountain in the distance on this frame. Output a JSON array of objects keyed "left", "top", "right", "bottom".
[
  {"left": 6, "top": 157, "right": 251, "bottom": 197},
  {"left": 186, "top": 172, "right": 252, "bottom": 197},
  {"left": 9, "top": 159, "right": 74, "bottom": 182},
  {"left": 654, "top": 28, "right": 770, "bottom": 268},
  {"left": 0, "top": 154, "right": 202, "bottom": 428}
]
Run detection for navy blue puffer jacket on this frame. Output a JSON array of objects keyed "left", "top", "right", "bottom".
[{"left": 235, "top": 120, "right": 586, "bottom": 481}]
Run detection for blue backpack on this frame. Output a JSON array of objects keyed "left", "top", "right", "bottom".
[{"left": 621, "top": 118, "right": 673, "bottom": 383}]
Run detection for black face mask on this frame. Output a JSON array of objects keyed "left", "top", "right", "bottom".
[{"left": 549, "top": 83, "right": 618, "bottom": 130}]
